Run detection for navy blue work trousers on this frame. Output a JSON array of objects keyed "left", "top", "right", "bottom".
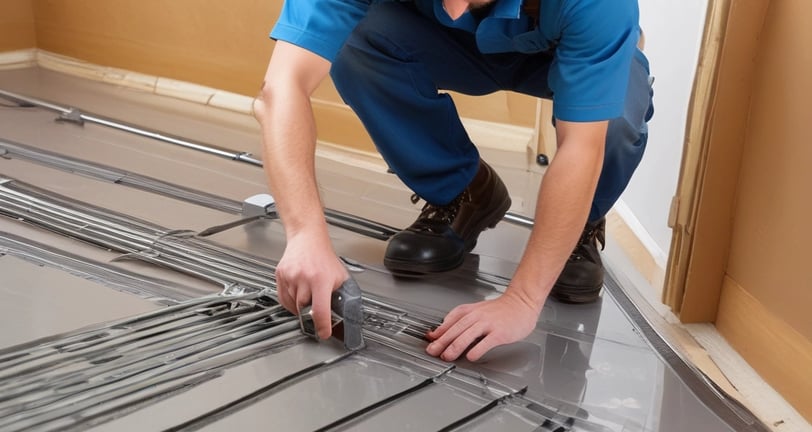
[{"left": 331, "top": 2, "right": 654, "bottom": 222}]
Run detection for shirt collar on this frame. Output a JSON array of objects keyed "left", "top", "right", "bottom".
[
  {"left": 489, "top": 0, "right": 524, "bottom": 19},
  {"left": 433, "top": 0, "right": 524, "bottom": 26}
]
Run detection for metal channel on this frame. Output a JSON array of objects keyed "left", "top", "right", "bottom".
[
  {"left": 602, "top": 274, "right": 772, "bottom": 432},
  {"left": 437, "top": 387, "right": 529, "bottom": 432},
  {"left": 0, "top": 137, "right": 399, "bottom": 240},
  {"left": 0, "top": 292, "right": 308, "bottom": 432},
  {"left": 0, "top": 90, "right": 533, "bottom": 229},
  {"left": 0, "top": 89, "right": 260, "bottom": 165},
  {"left": 313, "top": 365, "right": 456, "bottom": 432},
  {"left": 0, "top": 176, "right": 443, "bottom": 337},
  {"left": 0, "top": 232, "right": 209, "bottom": 303},
  {"left": 0, "top": 138, "right": 242, "bottom": 213},
  {"left": 161, "top": 351, "right": 355, "bottom": 432}
]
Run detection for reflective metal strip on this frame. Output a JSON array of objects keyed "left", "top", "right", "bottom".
[
  {"left": 161, "top": 351, "right": 355, "bottom": 432},
  {"left": 503, "top": 212, "right": 535, "bottom": 228},
  {"left": 0, "top": 89, "right": 245, "bottom": 163},
  {"left": 0, "top": 232, "right": 207, "bottom": 302},
  {"left": 437, "top": 387, "right": 528, "bottom": 432},
  {"left": 603, "top": 274, "right": 771, "bottom": 432},
  {"left": 0, "top": 137, "right": 399, "bottom": 239},
  {"left": 0, "top": 89, "right": 531, "bottom": 231},
  {"left": 0, "top": 296, "right": 303, "bottom": 432},
  {"left": 0, "top": 178, "right": 445, "bottom": 341},
  {"left": 313, "top": 365, "right": 455, "bottom": 432}
]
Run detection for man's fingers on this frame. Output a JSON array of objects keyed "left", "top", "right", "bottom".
[
  {"left": 438, "top": 323, "right": 486, "bottom": 362},
  {"left": 465, "top": 334, "right": 502, "bottom": 362},
  {"left": 426, "top": 312, "right": 474, "bottom": 357},
  {"left": 275, "top": 274, "right": 296, "bottom": 313},
  {"left": 295, "top": 289, "right": 312, "bottom": 315},
  {"left": 426, "top": 306, "right": 468, "bottom": 340},
  {"left": 309, "top": 290, "right": 333, "bottom": 340}
]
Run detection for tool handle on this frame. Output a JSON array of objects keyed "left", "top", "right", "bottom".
[
  {"left": 331, "top": 276, "right": 365, "bottom": 350},
  {"left": 331, "top": 277, "right": 363, "bottom": 325}
]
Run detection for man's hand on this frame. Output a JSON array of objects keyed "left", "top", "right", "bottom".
[
  {"left": 425, "top": 292, "right": 540, "bottom": 362},
  {"left": 425, "top": 120, "right": 607, "bottom": 362},
  {"left": 275, "top": 232, "right": 349, "bottom": 340}
]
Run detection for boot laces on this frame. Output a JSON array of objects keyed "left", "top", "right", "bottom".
[
  {"left": 570, "top": 219, "right": 606, "bottom": 261},
  {"left": 409, "top": 191, "right": 469, "bottom": 233}
]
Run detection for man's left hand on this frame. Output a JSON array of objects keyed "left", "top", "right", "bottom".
[{"left": 425, "top": 293, "right": 539, "bottom": 362}]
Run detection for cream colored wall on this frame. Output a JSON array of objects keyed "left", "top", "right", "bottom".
[
  {"left": 717, "top": 0, "right": 812, "bottom": 420},
  {"left": 29, "top": 0, "right": 538, "bottom": 153},
  {"left": 31, "top": 0, "right": 275, "bottom": 96},
  {"left": 0, "top": 0, "right": 37, "bottom": 52}
]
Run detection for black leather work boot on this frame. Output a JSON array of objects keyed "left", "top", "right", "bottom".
[
  {"left": 384, "top": 160, "right": 511, "bottom": 275},
  {"left": 550, "top": 217, "right": 606, "bottom": 303}
]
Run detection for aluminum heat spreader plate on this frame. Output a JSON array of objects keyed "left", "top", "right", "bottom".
[{"left": 0, "top": 70, "right": 769, "bottom": 432}]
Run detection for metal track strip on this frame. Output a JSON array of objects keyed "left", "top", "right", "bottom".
[
  {"left": 0, "top": 90, "right": 532, "bottom": 229},
  {"left": 0, "top": 136, "right": 401, "bottom": 239},
  {"left": 161, "top": 351, "right": 356, "bottom": 432},
  {"left": 437, "top": 387, "right": 529, "bottom": 432},
  {"left": 603, "top": 272, "right": 771, "bottom": 432},
  {"left": 0, "top": 232, "right": 208, "bottom": 303},
  {"left": 0, "top": 137, "right": 242, "bottom": 213},
  {"left": 0, "top": 293, "right": 306, "bottom": 432},
  {"left": 0, "top": 89, "right": 261, "bottom": 165},
  {"left": 0, "top": 176, "right": 444, "bottom": 337},
  {"left": 313, "top": 365, "right": 455, "bottom": 432}
]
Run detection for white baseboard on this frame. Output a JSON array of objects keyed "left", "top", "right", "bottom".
[
  {"left": 612, "top": 199, "right": 668, "bottom": 268},
  {"left": 605, "top": 199, "right": 668, "bottom": 297}
]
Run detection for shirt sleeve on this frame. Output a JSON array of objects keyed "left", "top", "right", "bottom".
[
  {"left": 549, "top": 0, "right": 640, "bottom": 122},
  {"left": 270, "top": 0, "right": 372, "bottom": 62}
]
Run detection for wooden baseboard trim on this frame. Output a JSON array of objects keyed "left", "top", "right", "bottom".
[
  {"left": 606, "top": 203, "right": 667, "bottom": 294},
  {"left": 0, "top": 49, "right": 37, "bottom": 70},
  {"left": 716, "top": 276, "right": 812, "bottom": 422},
  {"left": 1, "top": 49, "right": 256, "bottom": 115}
]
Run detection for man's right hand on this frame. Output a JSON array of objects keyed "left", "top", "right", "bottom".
[
  {"left": 275, "top": 231, "right": 349, "bottom": 340},
  {"left": 254, "top": 41, "right": 339, "bottom": 339}
]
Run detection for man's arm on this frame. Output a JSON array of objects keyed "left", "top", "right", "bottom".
[
  {"left": 426, "top": 120, "right": 607, "bottom": 362},
  {"left": 253, "top": 41, "right": 348, "bottom": 339}
]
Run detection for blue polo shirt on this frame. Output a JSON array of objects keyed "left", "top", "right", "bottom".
[{"left": 270, "top": 0, "right": 641, "bottom": 122}]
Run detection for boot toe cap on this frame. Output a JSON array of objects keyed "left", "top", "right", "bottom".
[{"left": 384, "top": 230, "right": 465, "bottom": 273}]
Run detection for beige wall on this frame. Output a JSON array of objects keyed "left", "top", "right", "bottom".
[
  {"left": 717, "top": 0, "right": 812, "bottom": 420},
  {"left": 27, "top": 1, "right": 538, "bottom": 152},
  {"left": 32, "top": 0, "right": 276, "bottom": 96},
  {"left": 0, "top": 0, "right": 37, "bottom": 52}
]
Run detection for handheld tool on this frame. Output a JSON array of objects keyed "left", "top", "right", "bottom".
[{"left": 298, "top": 276, "right": 365, "bottom": 351}]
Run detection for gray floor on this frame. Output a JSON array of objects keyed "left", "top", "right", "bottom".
[{"left": 0, "top": 68, "right": 767, "bottom": 431}]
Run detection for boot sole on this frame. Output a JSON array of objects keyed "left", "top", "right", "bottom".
[
  {"left": 384, "top": 252, "right": 465, "bottom": 276},
  {"left": 550, "top": 282, "right": 603, "bottom": 304}
]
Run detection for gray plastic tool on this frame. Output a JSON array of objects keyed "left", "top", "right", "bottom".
[{"left": 299, "top": 277, "right": 365, "bottom": 351}]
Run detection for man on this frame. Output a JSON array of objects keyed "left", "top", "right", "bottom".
[{"left": 254, "top": 0, "right": 653, "bottom": 362}]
